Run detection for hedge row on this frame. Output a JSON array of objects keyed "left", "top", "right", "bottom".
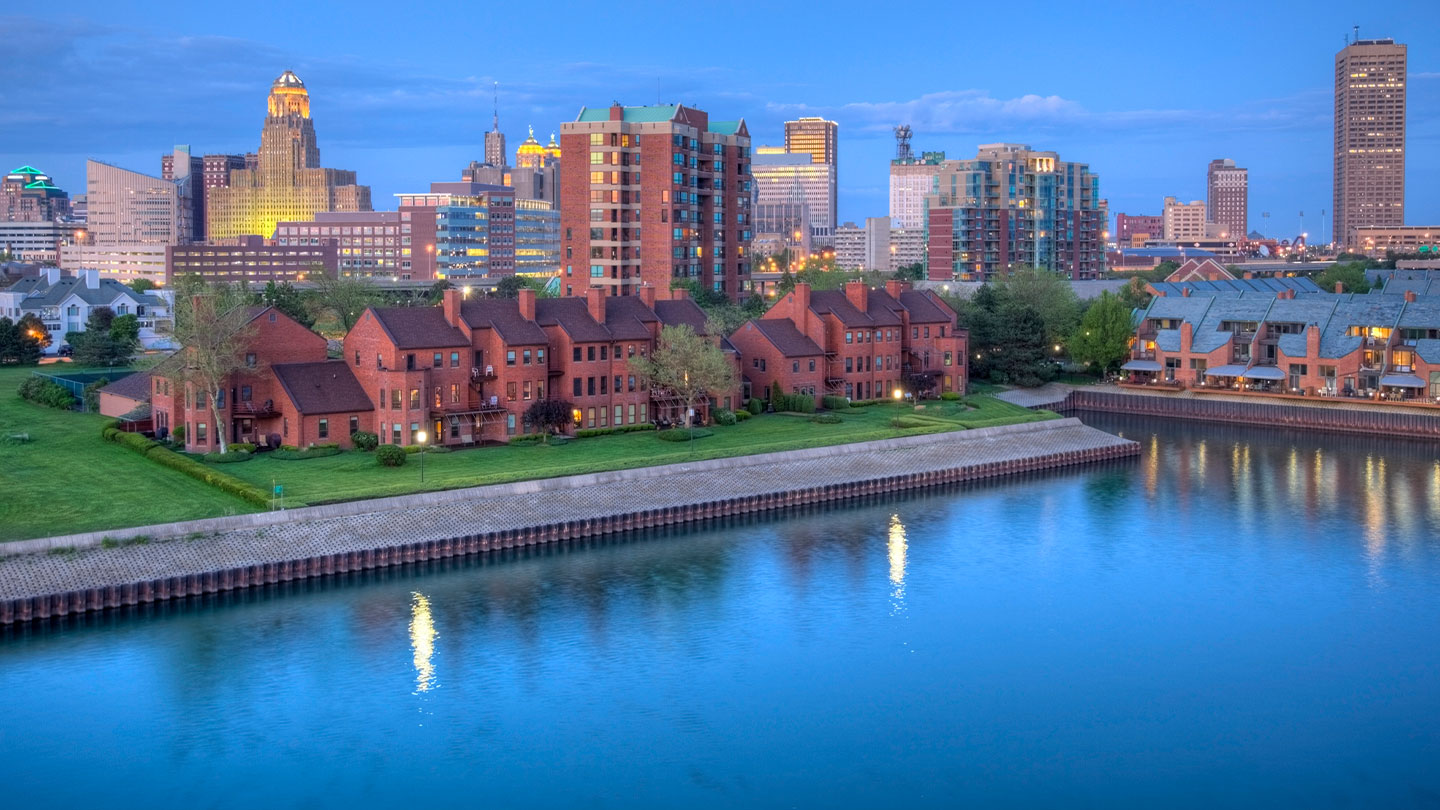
[
  {"left": 271, "top": 444, "right": 343, "bottom": 460},
  {"left": 18, "top": 376, "right": 76, "bottom": 409},
  {"left": 734, "top": 410, "right": 752, "bottom": 422},
  {"left": 197, "top": 450, "right": 254, "bottom": 464},
  {"left": 102, "top": 424, "right": 269, "bottom": 506},
  {"left": 575, "top": 424, "right": 657, "bottom": 438},
  {"left": 771, "top": 394, "right": 816, "bottom": 413}
]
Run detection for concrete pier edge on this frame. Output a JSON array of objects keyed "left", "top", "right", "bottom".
[{"left": 0, "top": 418, "right": 1138, "bottom": 625}]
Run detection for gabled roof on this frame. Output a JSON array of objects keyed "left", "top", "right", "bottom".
[
  {"left": 534, "top": 298, "right": 612, "bottom": 343},
  {"left": 576, "top": 104, "right": 680, "bottom": 123},
  {"left": 808, "top": 290, "right": 874, "bottom": 327},
  {"left": 460, "top": 298, "right": 549, "bottom": 345},
  {"left": 603, "top": 296, "right": 660, "bottom": 341},
  {"left": 98, "top": 370, "right": 154, "bottom": 403},
  {"left": 272, "top": 361, "right": 374, "bottom": 415},
  {"left": 750, "top": 319, "right": 823, "bottom": 358},
  {"left": 654, "top": 298, "right": 710, "bottom": 334},
  {"left": 897, "top": 289, "right": 953, "bottom": 324},
  {"left": 11, "top": 276, "right": 166, "bottom": 309},
  {"left": 369, "top": 307, "right": 468, "bottom": 349}
]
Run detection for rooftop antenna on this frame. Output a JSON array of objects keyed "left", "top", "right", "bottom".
[
  {"left": 492, "top": 81, "right": 499, "bottom": 132},
  {"left": 894, "top": 124, "right": 913, "bottom": 161},
  {"left": 1353, "top": 24, "right": 1359, "bottom": 43}
]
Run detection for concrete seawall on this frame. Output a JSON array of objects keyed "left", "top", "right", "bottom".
[
  {"left": 1059, "top": 389, "right": 1440, "bottom": 438},
  {"left": 0, "top": 418, "right": 1138, "bottom": 625}
]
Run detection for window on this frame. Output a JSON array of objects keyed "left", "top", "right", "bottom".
[
  {"left": 601, "top": 376, "right": 608, "bottom": 395},
  {"left": 522, "top": 349, "right": 531, "bottom": 366},
  {"left": 600, "top": 346, "right": 608, "bottom": 361},
  {"left": 912, "top": 327, "right": 919, "bottom": 339},
  {"left": 573, "top": 378, "right": 582, "bottom": 397},
  {"left": 245, "top": 352, "right": 256, "bottom": 368},
  {"left": 523, "top": 381, "right": 532, "bottom": 400},
  {"left": 319, "top": 419, "right": 329, "bottom": 439},
  {"left": 197, "top": 422, "right": 207, "bottom": 444},
  {"left": 587, "top": 407, "right": 596, "bottom": 427},
  {"left": 434, "top": 387, "right": 442, "bottom": 408},
  {"left": 588, "top": 377, "right": 596, "bottom": 396},
  {"left": 846, "top": 357, "right": 853, "bottom": 373},
  {"left": 433, "top": 352, "right": 443, "bottom": 368},
  {"left": 409, "top": 388, "right": 419, "bottom": 409},
  {"left": 215, "top": 389, "right": 225, "bottom": 410},
  {"left": 504, "top": 350, "right": 516, "bottom": 366},
  {"left": 354, "top": 351, "right": 360, "bottom": 366},
  {"left": 410, "top": 422, "right": 420, "bottom": 443},
  {"left": 282, "top": 418, "right": 289, "bottom": 438},
  {"left": 846, "top": 332, "right": 853, "bottom": 344},
  {"left": 600, "top": 407, "right": 608, "bottom": 427},
  {"left": 350, "top": 416, "right": 359, "bottom": 435},
  {"left": 640, "top": 403, "right": 647, "bottom": 423},
  {"left": 628, "top": 375, "right": 635, "bottom": 392},
  {"left": 240, "top": 385, "right": 252, "bottom": 402},
  {"left": 537, "top": 349, "right": 546, "bottom": 365},
  {"left": 809, "top": 360, "right": 816, "bottom": 372},
  {"left": 924, "top": 326, "right": 930, "bottom": 338},
  {"left": 587, "top": 346, "right": 596, "bottom": 361},
  {"left": 392, "top": 423, "right": 402, "bottom": 445},
  {"left": 450, "top": 352, "right": 460, "bottom": 368},
  {"left": 450, "top": 384, "right": 460, "bottom": 404},
  {"left": 944, "top": 351, "right": 953, "bottom": 367},
  {"left": 506, "top": 382, "right": 517, "bottom": 401},
  {"left": 792, "top": 361, "right": 799, "bottom": 373},
  {"left": 573, "top": 346, "right": 582, "bottom": 362},
  {"left": 628, "top": 404, "right": 635, "bottom": 423},
  {"left": 391, "top": 389, "right": 402, "bottom": 409}
]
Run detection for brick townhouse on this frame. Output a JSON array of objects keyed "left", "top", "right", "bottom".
[
  {"left": 1125, "top": 279, "right": 1440, "bottom": 401},
  {"left": 728, "top": 280, "right": 967, "bottom": 406},
  {"left": 152, "top": 306, "right": 375, "bottom": 451},
  {"left": 342, "top": 285, "right": 741, "bottom": 446}
]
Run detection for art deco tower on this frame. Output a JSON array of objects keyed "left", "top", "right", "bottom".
[{"left": 206, "top": 71, "right": 371, "bottom": 240}]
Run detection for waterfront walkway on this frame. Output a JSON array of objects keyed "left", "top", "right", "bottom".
[
  {"left": 0, "top": 418, "right": 1134, "bottom": 606},
  {"left": 995, "top": 383, "right": 1076, "bottom": 408}
]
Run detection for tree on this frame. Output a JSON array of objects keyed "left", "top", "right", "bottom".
[
  {"left": 110, "top": 313, "right": 140, "bottom": 349},
  {"left": 127, "top": 278, "right": 157, "bottom": 293},
  {"left": 894, "top": 262, "right": 926, "bottom": 281},
  {"left": 992, "top": 266, "right": 1081, "bottom": 348},
  {"left": 1068, "top": 292, "right": 1135, "bottom": 374},
  {"left": 991, "top": 304, "right": 1052, "bottom": 387},
  {"left": 1116, "top": 276, "right": 1151, "bottom": 311},
  {"left": 311, "top": 273, "right": 378, "bottom": 331},
  {"left": 1314, "top": 261, "right": 1373, "bottom": 294},
  {"left": 261, "top": 281, "right": 315, "bottom": 328},
  {"left": 68, "top": 306, "right": 137, "bottom": 367},
  {"left": 630, "top": 324, "right": 735, "bottom": 429},
  {"left": 524, "top": 398, "right": 577, "bottom": 442},
  {"left": 165, "top": 277, "right": 256, "bottom": 453},
  {"left": 12, "top": 314, "right": 47, "bottom": 363}
]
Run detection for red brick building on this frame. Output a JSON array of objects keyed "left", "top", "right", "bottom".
[
  {"left": 729, "top": 280, "right": 967, "bottom": 406},
  {"left": 559, "top": 103, "right": 752, "bottom": 300},
  {"left": 152, "top": 306, "right": 375, "bottom": 451}
]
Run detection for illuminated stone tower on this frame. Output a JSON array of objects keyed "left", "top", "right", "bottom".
[{"left": 206, "top": 71, "right": 371, "bottom": 240}]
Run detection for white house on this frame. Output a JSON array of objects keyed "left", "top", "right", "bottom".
[{"left": 0, "top": 268, "right": 174, "bottom": 354}]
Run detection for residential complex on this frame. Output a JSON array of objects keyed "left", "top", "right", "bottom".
[
  {"left": 3, "top": 165, "right": 70, "bottom": 222},
  {"left": 834, "top": 218, "right": 891, "bottom": 271},
  {"left": 1206, "top": 159, "right": 1248, "bottom": 239},
  {"left": 924, "top": 144, "right": 1104, "bottom": 280},
  {"left": 559, "top": 103, "right": 752, "bottom": 299},
  {"left": 728, "top": 280, "right": 965, "bottom": 406},
  {"left": 0, "top": 268, "right": 172, "bottom": 354},
  {"left": 206, "top": 71, "right": 371, "bottom": 240},
  {"left": 1334, "top": 37, "right": 1406, "bottom": 247}
]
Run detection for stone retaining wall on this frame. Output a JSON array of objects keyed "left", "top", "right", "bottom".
[
  {"left": 0, "top": 419, "right": 1138, "bottom": 625},
  {"left": 1059, "top": 389, "right": 1440, "bottom": 437}
]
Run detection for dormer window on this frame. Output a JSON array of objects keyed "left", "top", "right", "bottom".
[{"left": 245, "top": 353, "right": 257, "bottom": 368}]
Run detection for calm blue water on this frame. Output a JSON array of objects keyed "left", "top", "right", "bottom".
[{"left": 3, "top": 415, "right": 1440, "bottom": 808}]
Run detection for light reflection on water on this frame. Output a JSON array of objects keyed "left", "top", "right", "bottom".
[{"left": 2, "top": 413, "right": 1439, "bottom": 808}]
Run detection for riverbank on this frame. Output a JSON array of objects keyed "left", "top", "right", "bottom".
[
  {"left": 0, "top": 418, "right": 1137, "bottom": 624},
  {"left": 1058, "top": 387, "right": 1440, "bottom": 437}
]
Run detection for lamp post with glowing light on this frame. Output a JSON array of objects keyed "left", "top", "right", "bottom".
[
  {"left": 892, "top": 387, "right": 904, "bottom": 429},
  {"left": 415, "top": 430, "right": 428, "bottom": 483}
]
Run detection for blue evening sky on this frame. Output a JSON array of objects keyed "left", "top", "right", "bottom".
[{"left": 2, "top": 1, "right": 1437, "bottom": 240}]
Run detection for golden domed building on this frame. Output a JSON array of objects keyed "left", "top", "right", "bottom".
[{"left": 515, "top": 126, "right": 560, "bottom": 169}]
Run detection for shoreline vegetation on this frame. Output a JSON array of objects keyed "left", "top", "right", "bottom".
[{"left": 1, "top": 364, "right": 1051, "bottom": 543}]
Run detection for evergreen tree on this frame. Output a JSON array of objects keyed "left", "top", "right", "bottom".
[{"left": 992, "top": 304, "right": 1052, "bottom": 387}]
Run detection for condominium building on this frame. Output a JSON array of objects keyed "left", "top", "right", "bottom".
[
  {"left": 889, "top": 151, "right": 945, "bottom": 231},
  {"left": 0, "top": 267, "right": 172, "bottom": 354},
  {"left": 1162, "top": 197, "right": 1208, "bottom": 241},
  {"left": 924, "top": 144, "right": 1104, "bottom": 280},
  {"left": 207, "top": 71, "right": 371, "bottom": 240},
  {"left": 1206, "top": 159, "right": 1248, "bottom": 239},
  {"left": 1334, "top": 37, "right": 1406, "bottom": 247},
  {"left": 782, "top": 118, "right": 837, "bottom": 232},
  {"left": 3, "top": 165, "right": 70, "bottom": 222},
  {"left": 559, "top": 103, "right": 752, "bottom": 300}
]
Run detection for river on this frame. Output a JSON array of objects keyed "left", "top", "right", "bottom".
[{"left": 2, "top": 414, "right": 1438, "bottom": 807}]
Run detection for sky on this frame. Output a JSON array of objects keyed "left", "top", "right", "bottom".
[{"left": 2, "top": 0, "right": 1438, "bottom": 241}]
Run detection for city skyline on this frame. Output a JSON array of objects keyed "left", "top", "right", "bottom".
[{"left": 2, "top": 2, "right": 1438, "bottom": 241}]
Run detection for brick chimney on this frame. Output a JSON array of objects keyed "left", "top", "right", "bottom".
[
  {"left": 517, "top": 287, "right": 536, "bottom": 321},
  {"left": 638, "top": 284, "right": 656, "bottom": 309},
  {"left": 1334, "top": 282, "right": 1345, "bottom": 294},
  {"left": 586, "top": 286, "right": 604, "bottom": 322},
  {"left": 1180, "top": 321, "right": 1193, "bottom": 353},
  {"left": 884, "top": 279, "right": 909, "bottom": 299},
  {"left": 1306, "top": 324, "right": 1320, "bottom": 357},
  {"left": 1405, "top": 289, "right": 1417, "bottom": 303},
  {"left": 443, "top": 288, "right": 462, "bottom": 326},
  {"left": 669, "top": 285, "right": 689, "bottom": 300},
  {"left": 610, "top": 103, "right": 624, "bottom": 121},
  {"left": 844, "top": 280, "right": 868, "bottom": 312},
  {"left": 1243, "top": 272, "right": 1254, "bottom": 280},
  {"left": 1182, "top": 287, "right": 1191, "bottom": 297}
]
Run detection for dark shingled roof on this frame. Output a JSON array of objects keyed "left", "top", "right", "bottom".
[
  {"left": 750, "top": 319, "right": 824, "bottom": 357},
  {"left": 272, "top": 361, "right": 374, "bottom": 415},
  {"left": 898, "top": 290, "right": 954, "bottom": 324},
  {"left": 603, "top": 296, "right": 660, "bottom": 340},
  {"left": 98, "top": 370, "right": 153, "bottom": 403},
  {"left": 369, "top": 307, "right": 469, "bottom": 349},
  {"left": 808, "top": 290, "right": 874, "bottom": 327},
  {"left": 654, "top": 298, "right": 712, "bottom": 334},
  {"left": 461, "top": 298, "right": 549, "bottom": 345},
  {"left": 534, "top": 298, "right": 613, "bottom": 343}
]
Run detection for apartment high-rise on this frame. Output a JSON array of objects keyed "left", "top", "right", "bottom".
[
  {"left": 559, "top": 103, "right": 752, "bottom": 300},
  {"left": 783, "top": 118, "right": 837, "bottom": 232},
  {"left": 925, "top": 144, "right": 1104, "bottom": 280},
  {"left": 1334, "top": 37, "right": 1406, "bottom": 247},
  {"left": 1206, "top": 159, "right": 1248, "bottom": 239},
  {"left": 889, "top": 150, "right": 946, "bottom": 231},
  {"left": 206, "top": 71, "right": 371, "bottom": 240}
]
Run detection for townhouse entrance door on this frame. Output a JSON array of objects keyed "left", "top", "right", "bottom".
[{"left": 236, "top": 418, "right": 253, "bottom": 444}]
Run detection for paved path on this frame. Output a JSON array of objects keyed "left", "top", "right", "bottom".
[
  {"left": 995, "top": 383, "right": 1076, "bottom": 408},
  {"left": 0, "top": 419, "right": 1133, "bottom": 601}
]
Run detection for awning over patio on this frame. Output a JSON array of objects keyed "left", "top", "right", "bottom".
[
  {"left": 1204, "top": 364, "right": 1249, "bottom": 377},
  {"left": 1241, "top": 366, "right": 1286, "bottom": 381},
  {"left": 1121, "top": 359, "right": 1163, "bottom": 371},
  {"left": 1379, "top": 374, "right": 1426, "bottom": 389}
]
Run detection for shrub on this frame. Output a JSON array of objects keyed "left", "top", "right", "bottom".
[
  {"left": 171, "top": 424, "right": 186, "bottom": 444},
  {"left": 940, "top": 391, "right": 962, "bottom": 401},
  {"left": 810, "top": 413, "right": 843, "bottom": 424},
  {"left": 403, "top": 444, "right": 450, "bottom": 454},
  {"left": 18, "top": 376, "right": 76, "bottom": 409},
  {"left": 83, "top": 377, "right": 110, "bottom": 412},
  {"left": 734, "top": 410, "right": 751, "bottom": 422},
  {"left": 229, "top": 442, "right": 257, "bottom": 453},
  {"left": 848, "top": 399, "right": 882, "bottom": 407},
  {"left": 271, "top": 444, "right": 343, "bottom": 460},
  {"left": 375, "top": 445, "right": 407, "bottom": 467},
  {"left": 657, "top": 427, "right": 713, "bottom": 442},
  {"left": 773, "top": 394, "right": 815, "bottom": 413},
  {"left": 199, "top": 450, "right": 254, "bottom": 464},
  {"left": 507, "top": 433, "right": 545, "bottom": 444},
  {"left": 350, "top": 431, "right": 378, "bottom": 451},
  {"left": 821, "top": 395, "right": 851, "bottom": 411},
  {"left": 712, "top": 408, "right": 737, "bottom": 426},
  {"left": 746, "top": 398, "right": 764, "bottom": 416},
  {"left": 575, "top": 427, "right": 616, "bottom": 438},
  {"left": 618, "top": 423, "right": 656, "bottom": 433}
]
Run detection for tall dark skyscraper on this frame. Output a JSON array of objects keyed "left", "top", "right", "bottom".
[
  {"left": 1206, "top": 158, "right": 1248, "bottom": 239},
  {"left": 1334, "top": 36, "right": 1406, "bottom": 247}
]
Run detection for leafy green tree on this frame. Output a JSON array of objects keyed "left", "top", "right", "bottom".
[
  {"left": 631, "top": 324, "right": 735, "bottom": 429},
  {"left": 1069, "top": 292, "right": 1135, "bottom": 374},
  {"left": 524, "top": 398, "right": 577, "bottom": 442},
  {"left": 1314, "top": 261, "right": 1373, "bottom": 294},
  {"left": 311, "top": 273, "right": 378, "bottom": 331},
  {"left": 1116, "top": 276, "right": 1152, "bottom": 311},
  {"left": 14, "top": 314, "right": 47, "bottom": 363},
  {"left": 127, "top": 278, "right": 157, "bottom": 293},
  {"left": 992, "top": 267, "right": 1081, "bottom": 348},
  {"left": 894, "top": 262, "right": 926, "bottom": 281},
  {"left": 69, "top": 306, "right": 137, "bottom": 367},
  {"left": 261, "top": 281, "right": 315, "bottom": 328},
  {"left": 110, "top": 313, "right": 140, "bottom": 348}
]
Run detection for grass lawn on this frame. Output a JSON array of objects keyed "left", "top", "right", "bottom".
[
  {"left": 0, "top": 365, "right": 259, "bottom": 542},
  {"left": 219, "top": 395, "right": 1055, "bottom": 507}
]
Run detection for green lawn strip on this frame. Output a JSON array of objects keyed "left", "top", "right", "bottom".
[{"left": 0, "top": 365, "right": 259, "bottom": 542}]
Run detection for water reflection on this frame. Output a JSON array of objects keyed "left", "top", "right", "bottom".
[
  {"left": 410, "top": 592, "right": 436, "bottom": 693},
  {"left": 887, "top": 514, "right": 907, "bottom": 611}
]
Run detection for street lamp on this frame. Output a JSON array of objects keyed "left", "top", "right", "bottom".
[
  {"left": 892, "top": 387, "right": 904, "bottom": 429},
  {"left": 415, "top": 430, "right": 428, "bottom": 483}
]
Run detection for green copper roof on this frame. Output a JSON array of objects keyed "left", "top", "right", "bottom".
[
  {"left": 708, "top": 121, "right": 742, "bottom": 135},
  {"left": 576, "top": 104, "right": 680, "bottom": 123}
]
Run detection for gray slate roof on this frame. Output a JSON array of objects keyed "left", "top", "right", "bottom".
[{"left": 9, "top": 276, "right": 165, "bottom": 309}]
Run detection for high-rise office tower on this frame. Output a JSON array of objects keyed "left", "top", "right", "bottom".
[
  {"left": 206, "top": 71, "right": 371, "bottom": 240},
  {"left": 1163, "top": 196, "right": 1208, "bottom": 241},
  {"left": 485, "top": 84, "right": 508, "bottom": 169},
  {"left": 3, "top": 165, "right": 70, "bottom": 222},
  {"left": 85, "top": 159, "right": 184, "bottom": 244},
  {"left": 560, "top": 103, "right": 752, "bottom": 299},
  {"left": 1206, "top": 159, "right": 1248, "bottom": 239},
  {"left": 752, "top": 149, "right": 833, "bottom": 243},
  {"left": 1334, "top": 36, "right": 1406, "bottom": 247},
  {"left": 783, "top": 117, "right": 837, "bottom": 232}
]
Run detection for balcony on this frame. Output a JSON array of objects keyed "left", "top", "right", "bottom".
[{"left": 233, "top": 400, "right": 279, "bottom": 418}]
